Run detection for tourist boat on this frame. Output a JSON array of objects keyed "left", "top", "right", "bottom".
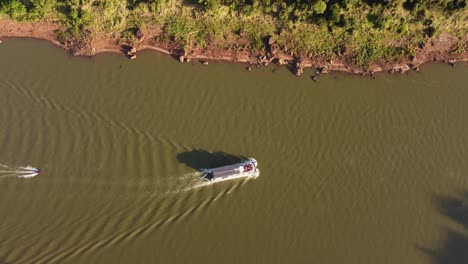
[{"left": 201, "top": 158, "right": 259, "bottom": 183}]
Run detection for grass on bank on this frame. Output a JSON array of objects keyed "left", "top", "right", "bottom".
[{"left": 1, "top": 0, "right": 466, "bottom": 66}]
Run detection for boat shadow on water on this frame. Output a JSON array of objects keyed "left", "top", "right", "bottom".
[
  {"left": 176, "top": 149, "right": 247, "bottom": 171},
  {"left": 419, "top": 191, "right": 468, "bottom": 264}
]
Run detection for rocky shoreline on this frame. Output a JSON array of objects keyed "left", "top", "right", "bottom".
[{"left": 1, "top": 19, "right": 467, "bottom": 78}]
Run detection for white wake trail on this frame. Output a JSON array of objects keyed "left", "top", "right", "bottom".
[
  {"left": 20, "top": 166, "right": 37, "bottom": 171},
  {"left": 0, "top": 173, "right": 23, "bottom": 178},
  {"left": 17, "top": 173, "right": 39, "bottom": 179},
  {"left": 162, "top": 172, "right": 212, "bottom": 194},
  {"left": 0, "top": 164, "right": 40, "bottom": 179}
]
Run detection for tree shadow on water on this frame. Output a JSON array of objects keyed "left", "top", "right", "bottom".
[
  {"left": 420, "top": 192, "right": 468, "bottom": 264},
  {"left": 177, "top": 149, "right": 247, "bottom": 171}
]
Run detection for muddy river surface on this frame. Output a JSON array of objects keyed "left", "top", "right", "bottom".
[{"left": 1, "top": 39, "right": 468, "bottom": 263}]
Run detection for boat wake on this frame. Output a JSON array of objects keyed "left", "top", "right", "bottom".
[
  {"left": 170, "top": 172, "right": 212, "bottom": 193},
  {"left": 170, "top": 169, "right": 257, "bottom": 193},
  {"left": 0, "top": 164, "right": 41, "bottom": 179}
]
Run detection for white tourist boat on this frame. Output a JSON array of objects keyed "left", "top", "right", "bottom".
[{"left": 201, "top": 158, "right": 259, "bottom": 183}]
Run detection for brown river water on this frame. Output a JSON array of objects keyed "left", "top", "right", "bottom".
[{"left": 1, "top": 38, "right": 468, "bottom": 263}]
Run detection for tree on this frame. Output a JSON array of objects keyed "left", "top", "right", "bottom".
[
  {"left": 30, "top": 0, "right": 57, "bottom": 19},
  {"left": 0, "top": 0, "right": 27, "bottom": 20},
  {"left": 326, "top": 3, "right": 342, "bottom": 26},
  {"left": 313, "top": 0, "right": 327, "bottom": 14}
]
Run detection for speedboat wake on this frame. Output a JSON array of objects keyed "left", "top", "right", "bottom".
[{"left": 0, "top": 164, "right": 41, "bottom": 179}]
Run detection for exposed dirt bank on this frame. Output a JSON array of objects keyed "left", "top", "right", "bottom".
[{"left": 1, "top": 19, "right": 467, "bottom": 77}]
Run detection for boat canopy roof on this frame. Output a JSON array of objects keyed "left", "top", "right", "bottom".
[
  {"left": 209, "top": 160, "right": 256, "bottom": 179},
  {"left": 211, "top": 164, "right": 242, "bottom": 179}
]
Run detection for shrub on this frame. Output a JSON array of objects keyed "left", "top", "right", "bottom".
[
  {"left": 426, "top": 25, "right": 439, "bottom": 38},
  {"left": 121, "top": 28, "right": 136, "bottom": 42},
  {"left": 397, "top": 20, "right": 409, "bottom": 34},
  {"left": 199, "top": 0, "right": 221, "bottom": 11},
  {"left": 354, "top": 40, "right": 384, "bottom": 66},
  {"left": 326, "top": 3, "right": 342, "bottom": 26},
  {"left": 164, "top": 16, "right": 208, "bottom": 47}
]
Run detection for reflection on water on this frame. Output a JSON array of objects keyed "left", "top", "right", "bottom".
[{"left": 421, "top": 193, "right": 468, "bottom": 264}]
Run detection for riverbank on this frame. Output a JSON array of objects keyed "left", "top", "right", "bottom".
[{"left": 1, "top": 17, "right": 467, "bottom": 76}]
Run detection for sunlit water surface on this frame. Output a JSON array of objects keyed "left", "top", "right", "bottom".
[{"left": 1, "top": 39, "right": 468, "bottom": 263}]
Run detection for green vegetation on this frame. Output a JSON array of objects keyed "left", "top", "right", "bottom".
[
  {"left": 1, "top": 0, "right": 466, "bottom": 66},
  {"left": 1, "top": 0, "right": 27, "bottom": 20}
]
